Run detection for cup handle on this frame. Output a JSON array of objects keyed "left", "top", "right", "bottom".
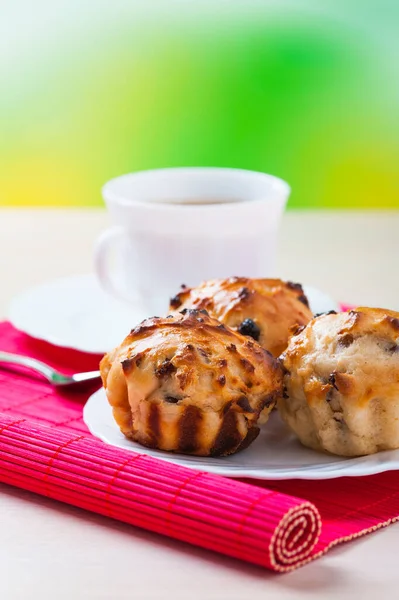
[{"left": 94, "top": 227, "right": 138, "bottom": 304}]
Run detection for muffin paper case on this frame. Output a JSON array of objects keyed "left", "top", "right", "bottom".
[{"left": 2, "top": 321, "right": 399, "bottom": 572}]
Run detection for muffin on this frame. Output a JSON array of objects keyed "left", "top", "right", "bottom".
[
  {"left": 279, "top": 307, "right": 399, "bottom": 456},
  {"left": 100, "top": 309, "right": 283, "bottom": 457},
  {"left": 169, "top": 277, "right": 313, "bottom": 357}
]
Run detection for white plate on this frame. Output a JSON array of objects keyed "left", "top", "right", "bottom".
[
  {"left": 7, "top": 274, "right": 339, "bottom": 354},
  {"left": 8, "top": 275, "right": 151, "bottom": 354},
  {"left": 84, "top": 388, "right": 399, "bottom": 480}
]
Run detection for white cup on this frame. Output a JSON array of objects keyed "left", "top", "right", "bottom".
[{"left": 94, "top": 167, "right": 290, "bottom": 315}]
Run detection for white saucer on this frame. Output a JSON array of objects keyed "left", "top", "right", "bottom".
[
  {"left": 84, "top": 388, "right": 399, "bottom": 480},
  {"left": 8, "top": 275, "right": 150, "bottom": 354},
  {"left": 8, "top": 274, "right": 339, "bottom": 355}
]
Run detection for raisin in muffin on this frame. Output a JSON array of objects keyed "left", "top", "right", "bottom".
[
  {"left": 170, "top": 278, "right": 313, "bottom": 357},
  {"left": 278, "top": 307, "right": 399, "bottom": 456},
  {"left": 100, "top": 309, "right": 283, "bottom": 457}
]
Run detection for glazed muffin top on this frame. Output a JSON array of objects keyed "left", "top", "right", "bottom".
[
  {"left": 101, "top": 308, "right": 283, "bottom": 415},
  {"left": 169, "top": 277, "right": 313, "bottom": 357},
  {"left": 281, "top": 307, "right": 399, "bottom": 408}
]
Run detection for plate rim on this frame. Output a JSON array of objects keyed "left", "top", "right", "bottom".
[
  {"left": 83, "top": 388, "right": 399, "bottom": 481},
  {"left": 7, "top": 274, "right": 137, "bottom": 355},
  {"left": 8, "top": 274, "right": 101, "bottom": 353}
]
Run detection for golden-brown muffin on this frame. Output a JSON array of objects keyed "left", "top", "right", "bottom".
[
  {"left": 101, "top": 309, "right": 283, "bottom": 456},
  {"left": 169, "top": 278, "right": 313, "bottom": 357},
  {"left": 278, "top": 307, "right": 399, "bottom": 456}
]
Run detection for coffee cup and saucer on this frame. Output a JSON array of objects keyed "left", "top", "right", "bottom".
[{"left": 8, "top": 167, "right": 338, "bottom": 354}]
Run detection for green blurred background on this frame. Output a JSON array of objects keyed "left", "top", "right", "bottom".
[{"left": 1, "top": 0, "right": 398, "bottom": 208}]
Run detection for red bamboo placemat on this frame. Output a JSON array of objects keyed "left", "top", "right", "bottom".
[{"left": 1, "top": 321, "right": 399, "bottom": 572}]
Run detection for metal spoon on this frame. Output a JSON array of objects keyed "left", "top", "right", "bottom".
[{"left": 0, "top": 351, "right": 101, "bottom": 388}]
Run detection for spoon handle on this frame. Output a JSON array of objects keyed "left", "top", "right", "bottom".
[{"left": 0, "top": 351, "right": 68, "bottom": 384}]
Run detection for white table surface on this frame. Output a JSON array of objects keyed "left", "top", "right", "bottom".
[{"left": 0, "top": 208, "right": 398, "bottom": 600}]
